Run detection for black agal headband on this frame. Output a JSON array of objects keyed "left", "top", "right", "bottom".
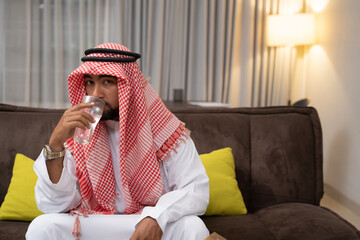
[{"left": 81, "top": 48, "right": 141, "bottom": 63}]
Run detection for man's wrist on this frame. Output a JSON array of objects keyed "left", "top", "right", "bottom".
[
  {"left": 49, "top": 144, "right": 65, "bottom": 152},
  {"left": 43, "top": 144, "right": 66, "bottom": 160},
  {"left": 49, "top": 138, "right": 65, "bottom": 152}
]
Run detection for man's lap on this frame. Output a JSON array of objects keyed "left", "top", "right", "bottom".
[{"left": 26, "top": 214, "right": 209, "bottom": 240}]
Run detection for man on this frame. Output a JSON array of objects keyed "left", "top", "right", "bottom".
[{"left": 26, "top": 43, "right": 210, "bottom": 240}]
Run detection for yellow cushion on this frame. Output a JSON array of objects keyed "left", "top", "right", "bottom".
[
  {"left": 200, "top": 148, "right": 247, "bottom": 216},
  {"left": 0, "top": 154, "right": 43, "bottom": 221}
]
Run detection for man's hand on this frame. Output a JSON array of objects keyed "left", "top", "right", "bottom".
[
  {"left": 129, "top": 217, "right": 163, "bottom": 240},
  {"left": 46, "top": 103, "right": 95, "bottom": 183},
  {"left": 49, "top": 102, "right": 95, "bottom": 151}
]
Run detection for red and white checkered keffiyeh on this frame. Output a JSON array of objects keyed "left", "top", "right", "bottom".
[{"left": 64, "top": 43, "right": 189, "bottom": 219}]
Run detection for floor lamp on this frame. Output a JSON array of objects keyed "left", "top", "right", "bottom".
[{"left": 266, "top": 13, "right": 315, "bottom": 106}]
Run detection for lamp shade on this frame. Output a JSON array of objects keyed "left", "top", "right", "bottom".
[{"left": 266, "top": 13, "right": 315, "bottom": 46}]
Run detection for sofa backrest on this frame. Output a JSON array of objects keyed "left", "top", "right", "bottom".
[
  {"left": 0, "top": 104, "right": 323, "bottom": 213},
  {"left": 173, "top": 107, "right": 323, "bottom": 212},
  {"left": 0, "top": 104, "right": 64, "bottom": 203}
]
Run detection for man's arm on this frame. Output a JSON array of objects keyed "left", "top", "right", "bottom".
[
  {"left": 46, "top": 102, "right": 95, "bottom": 183},
  {"left": 34, "top": 149, "right": 81, "bottom": 213},
  {"left": 33, "top": 102, "right": 95, "bottom": 213},
  {"left": 132, "top": 138, "right": 209, "bottom": 236}
]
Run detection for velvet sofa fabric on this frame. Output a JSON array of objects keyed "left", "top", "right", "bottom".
[
  {"left": 0, "top": 104, "right": 359, "bottom": 240},
  {"left": 175, "top": 107, "right": 323, "bottom": 212}
]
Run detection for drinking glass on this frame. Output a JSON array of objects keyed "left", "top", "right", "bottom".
[{"left": 74, "top": 96, "right": 105, "bottom": 144}]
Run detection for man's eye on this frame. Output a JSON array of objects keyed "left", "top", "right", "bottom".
[
  {"left": 104, "top": 79, "right": 115, "bottom": 84},
  {"left": 85, "top": 80, "right": 94, "bottom": 85}
]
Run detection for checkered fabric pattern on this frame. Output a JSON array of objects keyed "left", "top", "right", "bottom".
[{"left": 64, "top": 43, "right": 188, "bottom": 215}]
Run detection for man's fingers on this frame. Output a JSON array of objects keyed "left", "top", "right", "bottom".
[
  {"left": 49, "top": 102, "right": 98, "bottom": 148},
  {"left": 65, "top": 114, "right": 93, "bottom": 129},
  {"left": 66, "top": 121, "right": 91, "bottom": 131},
  {"left": 73, "top": 102, "right": 95, "bottom": 110},
  {"left": 65, "top": 108, "right": 96, "bottom": 124},
  {"left": 74, "top": 110, "right": 96, "bottom": 123},
  {"left": 64, "top": 103, "right": 93, "bottom": 115}
]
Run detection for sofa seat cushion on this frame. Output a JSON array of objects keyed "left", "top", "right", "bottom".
[
  {"left": 0, "top": 220, "right": 30, "bottom": 240},
  {"left": 254, "top": 203, "right": 360, "bottom": 240},
  {"left": 201, "top": 215, "right": 277, "bottom": 240}
]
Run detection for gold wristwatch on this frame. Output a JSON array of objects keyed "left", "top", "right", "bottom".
[{"left": 42, "top": 144, "right": 66, "bottom": 160}]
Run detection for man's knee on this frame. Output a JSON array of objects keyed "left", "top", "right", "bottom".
[
  {"left": 26, "top": 214, "right": 60, "bottom": 240},
  {"left": 182, "top": 216, "right": 208, "bottom": 234}
]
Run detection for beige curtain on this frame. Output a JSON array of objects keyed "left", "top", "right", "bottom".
[
  {"left": 0, "top": 0, "right": 307, "bottom": 108},
  {"left": 0, "top": 0, "right": 237, "bottom": 108},
  {"left": 119, "top": 0, "right": 237, "bottom": 103},
  {"left": 230, "top": 0, "right": 305, "bottom": 107}
]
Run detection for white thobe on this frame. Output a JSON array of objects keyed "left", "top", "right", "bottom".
[{"left": 26, "top": 121, "right": 210, "bottom": 240}]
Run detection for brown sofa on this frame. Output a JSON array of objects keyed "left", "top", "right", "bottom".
[{"left": 0, "top": 103, "right": 359, "bottom": 240}]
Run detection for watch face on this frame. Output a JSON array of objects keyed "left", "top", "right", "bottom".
[{"left": 43, "top": 146, "right": 49, "bottom": 158}]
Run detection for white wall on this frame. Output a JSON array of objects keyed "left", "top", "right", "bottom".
[{"left": 305, "top": 0, "right": 360, "bottom": 214}]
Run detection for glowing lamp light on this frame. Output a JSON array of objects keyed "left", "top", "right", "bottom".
[
  {"left": 308, "top": 0, "right": 329, "bottom": 13},
  {"left": 266, "top": 13, "right": 316, "bottom": 46}
]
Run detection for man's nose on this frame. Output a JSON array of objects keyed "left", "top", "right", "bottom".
[{"left": 91, "top": 84, "right": 104, "bottom": 98}]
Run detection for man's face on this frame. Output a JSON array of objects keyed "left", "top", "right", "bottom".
[{"left": 83, "top": 74, "right": 119, "bottom": 121}]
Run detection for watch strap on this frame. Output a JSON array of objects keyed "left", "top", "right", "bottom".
[{"left": 43, "top": 144, "right": 66, "bottom": 160}]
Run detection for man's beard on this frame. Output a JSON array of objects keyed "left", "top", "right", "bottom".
[{"left": 101, "top": 102, "right": 119, "bottom": 121}]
